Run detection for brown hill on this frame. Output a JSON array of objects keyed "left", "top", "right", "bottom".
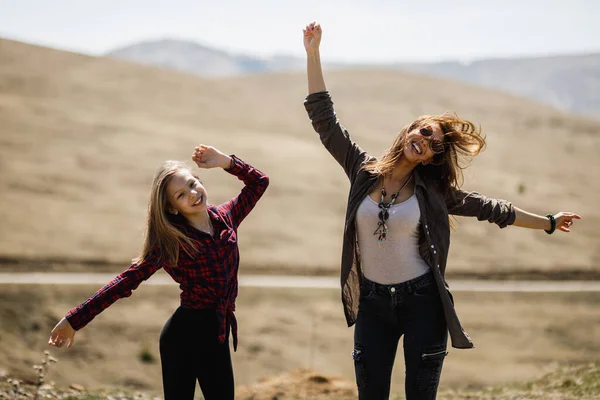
[{"left": 1, "top": 38, "right": 599, "bottom": 275}]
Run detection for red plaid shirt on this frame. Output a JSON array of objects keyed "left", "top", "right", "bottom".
[{"left": 65, "top": 155, "right": 269, "bottom": 351}]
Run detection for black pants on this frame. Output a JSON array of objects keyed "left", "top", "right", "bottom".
[
  {"left": 159, "top": 307, "right": 234, "bottom": 400},
  {"left": 353, "top": 272, "right": 448, "bottom": 400}
]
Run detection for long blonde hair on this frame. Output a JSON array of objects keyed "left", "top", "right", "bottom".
[
  {"left": 133, "top": 161, "right": 199, "bottom": 267},
  {"left": 362, "top": 113, "right": 486, "bottom": 194}
]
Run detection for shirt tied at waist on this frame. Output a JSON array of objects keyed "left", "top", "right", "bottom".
[{"left": 216, "top": 297, "right": 237, "bottom": 351}]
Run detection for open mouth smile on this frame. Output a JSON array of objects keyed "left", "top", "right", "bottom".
[
  {"left": 192, "top": 195, "right": 203, "bottom": 206},
  {"left": 411, "top": 141, "right": 423, "bottom": 155}
]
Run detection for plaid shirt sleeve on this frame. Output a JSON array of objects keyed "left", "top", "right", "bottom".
[
  {"left": 65, "top": 257, "right": 162, "bottom": 330},
  {"left": 218, "top": 155, "right": 269, "bottom": 229}
]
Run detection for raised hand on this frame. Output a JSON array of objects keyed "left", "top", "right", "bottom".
[
  {"left": 48, "top": 317, "right": 76, "bottom": 348},
  {"left": 553, "top": 212, "right": 582, "bottom": 233},
  {"left": 192, "top": 145, "right": 232, "bottom": 169},
  {"left": 303, "top": 21, "right": 322, "bottom": 52}
]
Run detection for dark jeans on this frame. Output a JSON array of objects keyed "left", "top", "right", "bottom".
[
  {"left": 353, "top": 272, "right": 448, "bottom": 400},
  {"left": 159, "top": 307, "right": 234, "bottom": 400}
]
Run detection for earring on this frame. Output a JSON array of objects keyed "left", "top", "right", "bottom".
[{"left": 170, "top": 209, "right": 178, "bottom": 215}]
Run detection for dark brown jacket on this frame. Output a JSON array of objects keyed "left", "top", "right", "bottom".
[{"left": 304, "top": 91, "right": 516, "bottom": 349}]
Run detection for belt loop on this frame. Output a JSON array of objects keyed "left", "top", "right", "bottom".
[{"left": 407, "top": 280, "right": 414, "bottom": 295}]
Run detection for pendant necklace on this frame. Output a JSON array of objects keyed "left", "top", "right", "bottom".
[{"left": 373, "top": 174, "right": 413, "bottom": 242}]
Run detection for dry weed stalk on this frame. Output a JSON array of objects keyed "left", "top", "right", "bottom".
[{"left": 32, "top": 350, "right": 58, "bottom": 399}]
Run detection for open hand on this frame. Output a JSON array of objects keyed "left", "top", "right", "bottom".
[
  {"left": 192, "top": 145, "right": 231, "bottom": 169},
  {"left": 48, "top": 317, "right": 76, "bottom": 348},
  {"left": 553, "top": 212, "right": 581, "bottom": 233},
  {"left": 303, "top": 22, "right": 322, "bottom": 52}
]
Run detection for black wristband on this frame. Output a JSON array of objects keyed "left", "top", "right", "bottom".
[{"left": 545, "top": 214, "right": 556, "bottom": 235}]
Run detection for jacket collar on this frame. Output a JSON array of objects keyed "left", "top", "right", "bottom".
[{"left": 413, "top": 167, "right": 427, "bottom": 189}]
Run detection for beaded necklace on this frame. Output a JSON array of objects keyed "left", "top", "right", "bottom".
[{"left": 373, "top": 174, "right": 413, "bottom": 242}]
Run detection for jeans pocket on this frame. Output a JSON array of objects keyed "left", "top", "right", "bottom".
[
  {"left": 410, "top": 345, "right": 448, "bottom": 398},
  {"left": 413, "top": 282, "right": 437, "bottom": 297},
  {"left": 352, "top": 347, "right": 368, "bottom": 390},
  {"left": 360, "top": 285, "right": 376, "bottom": 300},
  {"left": 421, "top": 349, "right": 448, "bottom": 362}
]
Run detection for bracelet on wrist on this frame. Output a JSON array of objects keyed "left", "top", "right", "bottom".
[{"left": 545, "top": 214, "right": 556, "bottom": 235}]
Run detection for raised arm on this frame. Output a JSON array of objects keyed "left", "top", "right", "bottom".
[
  {"left": 304, "top": 22, "right": 326, "bottom": 94},
  {"left": 193, "top": 145, "right": 269, "bottom": 229},
  {"left": 303, "top": 22, "right": 370, "bottom": 182}
]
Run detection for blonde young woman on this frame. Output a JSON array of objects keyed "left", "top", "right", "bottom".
[
  {"left": 48, "top": 145, "right": 269, "bottom": 400},
  {"left": 303, "top": 22, "right": 581, "bottom": 400}
]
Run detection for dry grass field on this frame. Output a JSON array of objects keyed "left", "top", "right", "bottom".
[
  {"left": 1, "top": 283, "right": 599, "bottom": 397},
  {"left": 1, "top": 38, "right": 599, "bottom": 277}
]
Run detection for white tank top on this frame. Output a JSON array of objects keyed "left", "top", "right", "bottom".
[{"left": 356, "top": 193, "right": 430, "bottom": 284}]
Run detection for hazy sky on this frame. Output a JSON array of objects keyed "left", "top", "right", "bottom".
[{"left": 1, "top": 0, "right": 598, "bottom": 63}]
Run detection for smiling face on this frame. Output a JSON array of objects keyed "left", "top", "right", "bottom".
[
  {"left": 165, "top": 169, "right": 208, "bottom": 216},
  {"left": 363, "top": 113, "right": 486, "bottom": 194},
  {"left": 403, "top": 123, "right": 446, "bottom": 165}
]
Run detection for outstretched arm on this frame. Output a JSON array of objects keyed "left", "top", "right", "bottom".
[
  {"left": 48, "top": 258, "right": 162, "bottom": 348},
  {"left": 513, "top": 208, "right": 581, "bottom": 234},
  {"left": 447, "top": 187, "right": 581, "bottom": 233},
  {"left": 446, "top": 188, "right": 516, "bottom": 228}
]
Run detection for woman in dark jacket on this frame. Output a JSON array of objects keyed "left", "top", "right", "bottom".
[{"left": 302, "top": 21, "right": 580, "bottom": 400}]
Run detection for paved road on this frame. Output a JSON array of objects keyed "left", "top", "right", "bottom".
[{"left": 1, "top": 273, "right": 599, "bottom": 292}]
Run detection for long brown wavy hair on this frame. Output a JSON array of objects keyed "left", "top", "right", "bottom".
[
  {"left": 132, "top": 161, "right": 199, "bottom": 268},
  {"left": 362, "top": 112, "right": 487, "bottom": 195}
]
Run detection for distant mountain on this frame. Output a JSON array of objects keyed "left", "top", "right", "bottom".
[
  {"left": 106, "top": 39, "right": 305, "bottom": 77},
  {"left": 395, "top": 54, "right": 600, "bottom": 117},
  {"left": 106, "top": 39, "right": 600, "bottom": 116}
]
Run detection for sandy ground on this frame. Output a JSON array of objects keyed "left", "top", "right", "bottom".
[
  {"left": 1, "top": 38, "right": 600, "bottom": 277},
  {"left": 4, "top": 362, "right": 600, "bottom": 399},
  {"left": 1, "top": 284, "right": 598, "bottom": 397}
]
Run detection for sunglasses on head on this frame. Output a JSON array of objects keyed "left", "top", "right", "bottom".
[{"left": 418, "top": 126, "right": 445, "bottom": 154}]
